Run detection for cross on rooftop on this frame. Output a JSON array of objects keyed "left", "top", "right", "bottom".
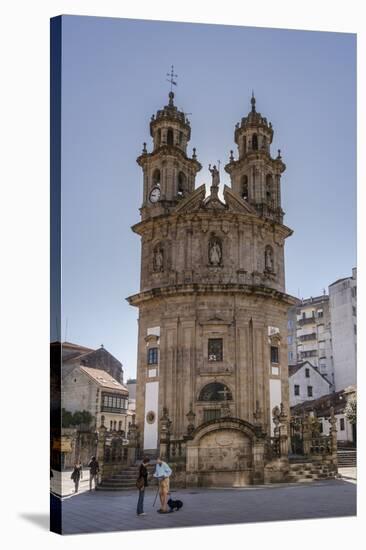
[{"left": 166, "top": 65, "right": 178, "bottom": 92}]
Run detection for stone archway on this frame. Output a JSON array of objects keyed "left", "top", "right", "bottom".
[{"left": 186, "top": 418, "right": 260, "bottom": 487}]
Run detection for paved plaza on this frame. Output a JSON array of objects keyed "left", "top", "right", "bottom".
[{"left": 54, "top": 476, "right": 356, "bottom": 535}]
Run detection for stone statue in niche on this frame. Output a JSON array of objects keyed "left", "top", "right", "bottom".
[
  {"left": 265, "top": 245, "right": 274, "bottom": 272},
  {"left": 208, "top": 236, "right": 222, "bottom": 266},
  {"left": 153, "top": 245, "right": 164, "bottom": 272}
]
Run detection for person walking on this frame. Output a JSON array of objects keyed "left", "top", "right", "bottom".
[
  {"left": 71, "top": 461, "right": 83, "bottom": 493},
  {"left": 88, "top": 456, "right": 99, "bottom": 491},
  {"left": 153, "top": 457, "right": 172, "bottom": 513},
  {"left": 136, "top": 457, "right": 150, "bottom": 516}
]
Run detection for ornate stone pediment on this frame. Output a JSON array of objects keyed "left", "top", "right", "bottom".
[
  {"left": 223, "top": 185, "right": 257, "bottom": 215},
  {"left": 173, "top": 184, "right": 206, "bottom": 213}
]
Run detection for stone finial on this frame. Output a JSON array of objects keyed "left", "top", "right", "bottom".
[
  {"left": 229, "top": 150, "right": 234, "bottom": 162},
  {"left": 277, "top": 149, "right": 282, "bottom": 159},
  {"left": 142, "top": 142, "right": 147, "bottom": 154},
  {"left": 168, "top": 91, "right": 175, "bottom": 107},
  {"left": 251, "top": 90, "right": 256, "bottom": 113},
  {"left": 192, "top": 147, "right": 197, "bottom": 160}
]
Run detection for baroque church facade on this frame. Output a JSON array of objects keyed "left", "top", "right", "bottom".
[{"left": 127, "top": 91, "right": 298, "bottom": 486}]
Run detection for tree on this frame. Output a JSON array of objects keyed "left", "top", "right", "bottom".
[
  {"left": 62, "top": 408, "right": 94, "bottom": 428},
  {"left": 344, "top": 396, "right": 357, "bottom": 425}
]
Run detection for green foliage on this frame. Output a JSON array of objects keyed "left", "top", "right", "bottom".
[
  {"left": 344, "top": 397, "right": 357, "bottom": 424},
  {"left": 62, "top": 408, "right": 94, "bottom": 428}
]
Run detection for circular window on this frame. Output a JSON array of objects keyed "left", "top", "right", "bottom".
[{"left": 146, "top": 411, "right": 156, "bottom": 424}]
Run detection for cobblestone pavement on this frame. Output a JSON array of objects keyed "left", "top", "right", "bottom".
[
  {"left": 55, "top": 479, "right": 356, "bottom": 535},
  {"left": 50, "top": 469, "right": 93, "bottom": 497}
]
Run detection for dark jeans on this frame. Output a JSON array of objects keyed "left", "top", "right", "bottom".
[
  {"left": 74, "top": 479, "right": 79, "bottom": 493},
  {"left": 137, "top": 489, "right": 145, "bottom": 514}
]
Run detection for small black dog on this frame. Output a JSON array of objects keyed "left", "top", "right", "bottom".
[{"left": 167, "top": 497, "right": 183, "bottom": 511}]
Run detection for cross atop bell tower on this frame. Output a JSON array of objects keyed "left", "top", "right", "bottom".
[{"left": 136, "top": 70, "right": 202, "bottom": 220}]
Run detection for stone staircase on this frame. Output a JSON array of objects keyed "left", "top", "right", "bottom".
[
  {"left": 287, "top": 461, "right": 336, "bottom": 483},
  {"left": 337, "top": 448, "right": 357, "bottom": 467},
  {"left": 97, "top": 465, "right": 139, "bottom": 491}
]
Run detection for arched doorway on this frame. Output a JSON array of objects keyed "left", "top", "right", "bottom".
[{"left": 186, "top": 418, "right": 257, "bottom": 487}]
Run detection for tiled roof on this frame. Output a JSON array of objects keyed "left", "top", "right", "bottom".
[
  {"left": 288, "top": 361, "right": 331, "bottom": 385},
  {"left": 80, "top": 366, "right": 128, "bottom": 393}
]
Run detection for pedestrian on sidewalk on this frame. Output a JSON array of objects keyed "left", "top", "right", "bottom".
[
  {"left": 153, "top": 457, "right": 172, "bottom": 513},
  {"left": 88, "top": 456, "right": 100, "bottom": 491},
  {"left": 136, "top": 456, "right": 150, "bottom": 516},
  {"left": 71, "top": 461, "right": 83, "bottom": 493}
]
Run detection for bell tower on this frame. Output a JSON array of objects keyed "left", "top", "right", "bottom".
[
  {"left": 136, "top": 85, "right": 201, "bottom": 221},
  {"left": 225, "top": 93, "right": 286, "bottom": 224}
]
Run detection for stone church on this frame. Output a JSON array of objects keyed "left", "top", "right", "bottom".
[{"left": 127, "top": 91, "right": 298, "bottom": 486}]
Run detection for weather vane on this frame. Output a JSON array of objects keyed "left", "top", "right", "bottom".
[{"left": 166, "top": 65, "right": 178, "bottom": 92}]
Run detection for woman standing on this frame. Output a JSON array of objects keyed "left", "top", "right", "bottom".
[
  {"left": 136, "top": 457, "right": 150, "bottom": 516},
  {"left": 71, "top": 461, "right": 83, "bottom": 493}
]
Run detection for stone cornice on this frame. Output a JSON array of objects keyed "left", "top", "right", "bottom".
[
  {"left": 136, "top": 146, "right": 202, "bottom": 171},
  {"left": 131, "top": 206, "right": 293, "bottom": 240},
  {"left": 126, "top": 283, "right": 298, "bottom": 307}
]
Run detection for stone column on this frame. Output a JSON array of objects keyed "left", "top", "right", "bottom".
[
  {"left": 252, "top": 436, "right": 265, "bottom": 484},
  {"left": 96, "top": 425, "right": 107, "bottom": 485}
]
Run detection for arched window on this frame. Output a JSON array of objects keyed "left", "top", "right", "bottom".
[
  {"left": 178, "top": 172, "right": 186, "bottom": 197},
  {"left": 167, "top": 128, "right": 174, "bottom": 146},
  {"left": 265, "top": 245, "right": 274, "bottom": 272},
  {"left": 110, "top": 420, "right": 113, "bottom": 431},
  {"left": 241, "top": 175, "right": 249, "bottom": 200},
  {"left": 266, "top": 174, "right": 273, "bottom": 205},
  {"left": 252, "top": 133, "right": 258, "bottom": 150},
  {"left": 156, "top": 129, "right": 161, "bottom": 147},
  {"left": 199, "top": 382, "right": 233, "bottom": 402},
  {"left": 262, "top": 136, "right": 267, "bottom": 149},
  {"left": 152, "top": 169, "right": 160, "bottom": 186},
  {"left": 242, "top": 136, "right": 247, "bottom": 155},
  {"left": 113, "top": 420, "right": 117, "bottom": 431}
]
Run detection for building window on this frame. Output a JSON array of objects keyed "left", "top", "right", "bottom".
[
  {"left": 208, "top": 338, "right": 223, "bottom": 362},
  {"left": 102, "top": 393, "right": 128, "bottom": 414},
  {"left": 203, "top": 409, "right": 221, "bottom": 422},
  {"left": 152, "top": 168, "right": 160, "bottom": 186},
  {"left": 294, "top": 385, "right": 300, "bottom": 396},
  {"left": 241, "top": 175, "right": 248, "bottom": 200},
  {"left": 167, "top": 128, "right": 174, "bottom": 146},
  {"left": 352, "top": 306, "right": 356, "bottom": 316},
  {"left": 110, "top": 420, "right": 113, "bottom": 430},
  {"left": 252, "top": 134, "right": 258, "bottom": 150},
  {"left": 319, "top": 422, "right": 323, "bottom": 433},
  {"left": 340, "top": 418, "right": 345, "bottom": 431},
  {"left": 317, "top": 310, "right": 324, "bottom": 318},
  {"left": 199, "top": 382, "right": 232, "bottom": 402},
  {"left": 148, "top": 347, "right": 158, "bottom": 365},
  {"left": 305, "top": 368, "right": 310, "bottom": 378},
  {"left": 118, "top": 421, "right": 122, "bottom": 431},
  {"left": 307, "top": 386, "right": 313, "bottom": 397},
  {"left": 270, "top": 346, "right": 279, "bottom": 364},
  {"left": 354, "top": 325, "right": 357, "bottom": 335}
]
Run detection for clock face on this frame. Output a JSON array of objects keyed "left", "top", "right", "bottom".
[{"left": 149, "top": 186, "right": 161, "bottom": 203}]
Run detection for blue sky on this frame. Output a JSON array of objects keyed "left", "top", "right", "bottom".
[{"left": 58, "top": 16, "right": 356, "bottom": 380}]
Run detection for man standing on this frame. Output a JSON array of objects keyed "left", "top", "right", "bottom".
[
  {"left": 153, "top": 457, "right": 172, "bottom": 513},
  {"left": 88, "top": 456, "right": 99, "bottom": 491}
]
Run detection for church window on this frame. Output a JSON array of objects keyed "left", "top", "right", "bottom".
[
  {"left": 266, "top": 174, "right": 273, "bottom": 204},
  {"left": 242, "top": 136, "right": 247, "bottom": 154},
  {"left": 203, "top": 409, "right": 221, "bottom": 422},
  {"left": 152, "top": 168, "right": 160, "bottom": 186},
  {"left": 178, "top": 172, "right": 186, "bottom": 197},
  {"left": 252, "top": 133, "right": 258, "bottom": 150},
  {"left": 156, "top": 129, "right": 161, "bottom": 147},
  {"left": 270, "top": 345, "right": 279, "bottom": 364},
  {"left": 167, "top": 128, "right": 174, "bottom": 146},
  {"left": 241, "top": 175, "right": 248, "bottom": 200},
  {"left": 147, "top": 347, "right": 158, "bottom": 365},
  {"left": 199, "top": 382, "right": 232, "bottom": 401},
  {"left": 208, "top": 338, "right": 223, "bottom": 362}
]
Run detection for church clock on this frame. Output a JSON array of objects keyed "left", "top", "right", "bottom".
[{"left": 149, "top": 186, "right": 161, "bottom": 203}]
